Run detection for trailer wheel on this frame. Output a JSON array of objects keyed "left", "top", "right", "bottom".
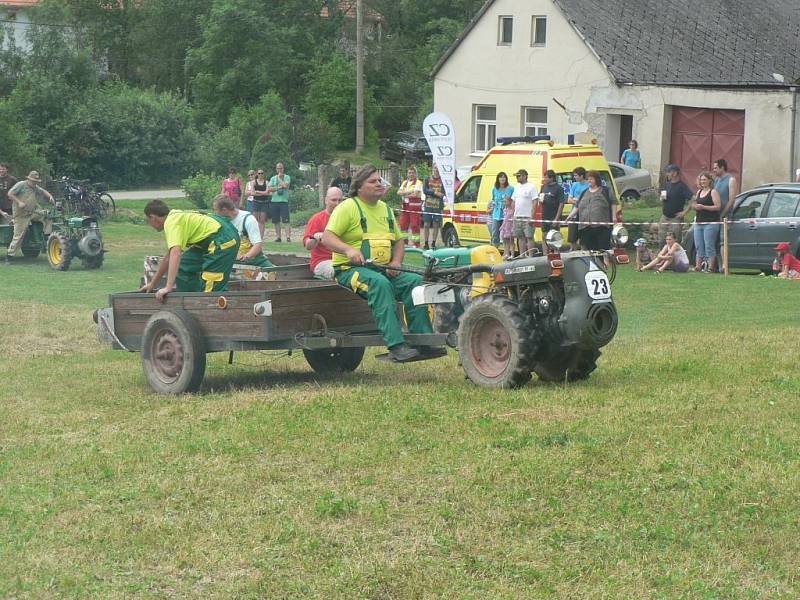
[
  {"left": 142, "top": 309, "right": 206, "bottom": 394},
  {"left": 533, "top": 348, "right": 600, "bottom": 383},
  {"left": 47, "top": 232, "right": 72, "bottom": 270},
  {"left": 303, "top": 347, "right": 365, "bottom": 374},
  {"left": 457, "top": 295, "right": 535, "bottom": 388}
]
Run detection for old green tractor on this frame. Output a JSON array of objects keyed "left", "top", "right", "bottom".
[{"left": 0, "top": 211, "right": 105, "bottom": 270}]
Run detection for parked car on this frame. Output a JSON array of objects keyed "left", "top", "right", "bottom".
[
  {"left": 378, "top": 131, "right": 432, "bottom": 162},
  {"left": 683, "top": 182, "right": 800, "bottom": 271},
  {"left": 609, "top": 161, "right": 653, "bottom": 202}
]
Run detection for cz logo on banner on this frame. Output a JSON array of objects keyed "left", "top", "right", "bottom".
[{"left": 423, "top": 112, "right": 456, "bottom": 214}]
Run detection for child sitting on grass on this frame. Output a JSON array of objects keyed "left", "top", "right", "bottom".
[
  {"left": 774, "top": 241, "right": 800, "bottom": 279},
  {"left": 633, "top": 238, "right": 652, "bottom": 271}
]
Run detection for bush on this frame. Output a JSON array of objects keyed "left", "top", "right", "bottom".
[{"left": 181, "top": 172, "right": 222, "bottom": 209}]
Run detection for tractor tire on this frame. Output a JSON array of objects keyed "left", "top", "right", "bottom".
[
  {"left": 81, "top": 253, "right": 104, "bottom": 269},
  {"left": 47, "top": 232, "right": 73, "bottom": 271},
  {"left": 457, "top": 295, "right": 536, "bottom": 388},
  {"left": 533, "top": 348, "right": 600, "bottom": 384},
  {"left": 142, "top": 309, "right": 206, "bottom": 394},
  {"left": 303, "top": 347, "right": 365, "bottom": 374}
]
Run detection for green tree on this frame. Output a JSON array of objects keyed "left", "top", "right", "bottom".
[{"left": 303, "top": 52, "right": 379, "bottom": 149}]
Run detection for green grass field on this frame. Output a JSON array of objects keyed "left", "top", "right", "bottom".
[{"left": 1, "top": 215, "right": 799, "bottom": 598}]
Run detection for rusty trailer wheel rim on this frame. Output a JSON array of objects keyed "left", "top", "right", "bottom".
[
  {"left": 150, "top": 327, "right": 184, "bottom": 384},
  {"left": 469, "top": 315, "right": 511, "bottom": 378}
]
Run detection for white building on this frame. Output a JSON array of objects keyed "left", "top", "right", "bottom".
[
  {"left": 0, "top": 0, "right": 39, "bottom": 52},
  {"left": 432, "top": 0, "right": 800, "bottom": 189}
]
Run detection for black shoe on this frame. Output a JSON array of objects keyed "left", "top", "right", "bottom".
[
  {"left": 286, "top": 237, "right": 291, "bottom": 243},
  {"left": 423, "top": 244, "right": 430, "bottom": 250},
  {"left": 414, "top": 346, "right": 448, "bottom": 359},
  {"left": 388, "top": 343, "right": 420, "bottom": 363},
  {"left": 431, "top": 243, "right": 436, "bottom": 250}
]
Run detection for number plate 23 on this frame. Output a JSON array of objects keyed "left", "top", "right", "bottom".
[{"left": 584, "top": 271, "right": 611, "bottom": 301}]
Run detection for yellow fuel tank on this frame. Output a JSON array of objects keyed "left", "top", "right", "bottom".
[{"left": 469, "top": 245, "right": 502, "bottom": 297}]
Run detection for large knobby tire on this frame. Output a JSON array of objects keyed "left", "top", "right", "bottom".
[
  {"left": 47, "top": 232, "right": 73, "bottom": 271},
  {"left": 142, "top": 309, "right": 206, "bottom": 394},
  {"left": 21, "top": 245, "right": 41, "bottom": 258},
  {"left": 303, "top": 347, "right": 365, "bottom": 374},
  {"left": 457, "top": 295, "right": 535, "bottom": 388},
  {"left": 533, "top": 348, "right": 600, "bottom": 384},
  {"left": 81, "top": 253, "right": 104, "bottom": 269}
]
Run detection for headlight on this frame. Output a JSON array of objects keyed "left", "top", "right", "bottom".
[
  {"left": 545, "top": 229, "right": 564, "bottom": 250},
  {"left": 612, "top": 225, "right": 629, "bottom": 246}
]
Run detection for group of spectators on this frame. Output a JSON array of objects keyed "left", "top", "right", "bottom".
[
  {"left": 635, "top": 159, "right": 738, "bottom": 273},
  {"left": 221, "top": 163, "right": 292, "bottom": 243}
]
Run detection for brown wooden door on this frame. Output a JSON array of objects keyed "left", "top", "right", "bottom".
[{"left": 669, "top": 107, "right": 744, "bottom": 187}]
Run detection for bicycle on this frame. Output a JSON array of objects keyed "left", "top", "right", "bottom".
[{"left": 61, "top": 177, "right": 115, "bottom": 217}]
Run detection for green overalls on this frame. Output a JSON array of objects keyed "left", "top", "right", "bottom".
[
  {"left": 334, "top": 198, "right": 433, "bottom": 348},
  {"left": 176, "top": 213, "right": 240, "bottom": 292}
]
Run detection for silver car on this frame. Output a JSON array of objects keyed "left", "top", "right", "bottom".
[
  {"left": 683, "top": 182, "right": 800, "bottom": 271},
  {"left": 609, "top": 161, "right": 653, "bottom": 202}
]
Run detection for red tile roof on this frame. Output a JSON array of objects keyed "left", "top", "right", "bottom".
[{"left": 0, "top": 0, "right": 40, "bottom": 6}]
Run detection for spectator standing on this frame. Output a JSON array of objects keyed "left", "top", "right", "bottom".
[
  {"left": 0, "top": 163, "right": 18, "bottom": 220},
  {"left": 639, "top": 232, "right": 689, "bottom": 272},
  {"left": 774, "top": 241, "right": 800, "bottom": 279},
  {"left": 422, "top": 164, "right": 445, "bottom": 250},
  {"left": 397, "top": 166, "right": 424, "bottom": 247},
  {"left": 566, "top": 167, "right": 590, "bottom": 246},
  {"left": 620, "top": 140, "right": 641, "bottom": 168},
  {"left": 221, "top": 167, "right": 243, "bottom": 207},
  {"left": 499, "top": 193, "right": 515, "bottom": 259},
  {"left": 576, "top": 170, "right": 617, "bottom": 251},
  {"left": 540, "top": 169, "right": 565, "bottom": 248},
  {"left": 4, "top": 171, "right": 55, "bottom": 264},
  {"left": 331, "top": 166, "right": 352, "bottom": 196},
  {"left": 690, "top": 171, "right": 721, "bottom": 272},
  {"left": 487, "top": 172, "right": 513, "bottom": 247},
  {"left": 243, "top": 169, "right": 256, "bottom": 212},
  {"left": 712, "top": 159, "right": 738, "bottom": 220},
  {"left": 303, "top": 186, "right": 343, "bottom": 279},
  {"left": 251, "top": 168, "right": 270, "bottom": 239},
  {"left": 212, "top": 194, "right": 272, "bottom": 268},
  {"left": 268, "top": 162, "right": 291, "bottom": 242},
  {"left": 659, "top": 164, "right": 693, "bottom": 243},
  {"left": 511, "top": 169, "right": 538, "bottom": 256}
]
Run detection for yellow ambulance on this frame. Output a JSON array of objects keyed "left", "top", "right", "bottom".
[{"left": 442, "top": 137, "right": 622, "bottom": 247}]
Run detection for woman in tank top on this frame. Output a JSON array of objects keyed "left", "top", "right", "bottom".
[{"left": 690, "top": 171, "right": 721, "bottom": 272}]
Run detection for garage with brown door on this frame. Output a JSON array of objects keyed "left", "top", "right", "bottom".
[{"left": 668, "top": 107, "right": 744, "bottom": 186}]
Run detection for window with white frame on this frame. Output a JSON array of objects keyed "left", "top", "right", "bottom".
[
  {"left": 522, "top": 106, "right": 548, "bottom": 137},
  {"left": 473, "top": 105, "right": 497, "bottom": 153},
  {"left": 498, "top": 16, "right": 513, "bottom": 45},
  {"left": 531, "top": 15, "right": 547, "bottom": 46}
]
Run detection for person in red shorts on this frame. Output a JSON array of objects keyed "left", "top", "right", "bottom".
[
  {"left": 397, "top": 166, "right": 423, "bottom": 247},
  {"left": 774, "top": 241, "right": 800, "bottom": 279},
  {"left": 303, "top": 186, "right": 343, "bottom": 279}
]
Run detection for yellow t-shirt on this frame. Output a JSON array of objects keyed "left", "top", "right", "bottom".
[
  {"left": 325, "top": 197, "right": 401, "bottom": 266},
  {"left": 163, "top": 211, "right": 221, "bottom": 250}
]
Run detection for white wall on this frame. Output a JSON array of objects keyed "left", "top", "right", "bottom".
[
  {"left": 434, "top": 0, "right": 610, "bottom": 167},
  {"left": 0, "top": 7, "right": 34, "bottom": 51},
  {"left": 433, "top": 0, "right": 798, "bottom": 189}
]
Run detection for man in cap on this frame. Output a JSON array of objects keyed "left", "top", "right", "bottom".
[
  {"left": 659, "top": 164, "right": 693, "bottom": 245},
  {"left": 511, "top": 168, "right": 538, "bottom": 256},
  {"left": 4, "top": 170, "right": 55, "bottom": 264}
]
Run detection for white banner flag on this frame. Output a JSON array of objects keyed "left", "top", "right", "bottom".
[{"left": 422, "top": 112, "right": 456, "bottom": 214}]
